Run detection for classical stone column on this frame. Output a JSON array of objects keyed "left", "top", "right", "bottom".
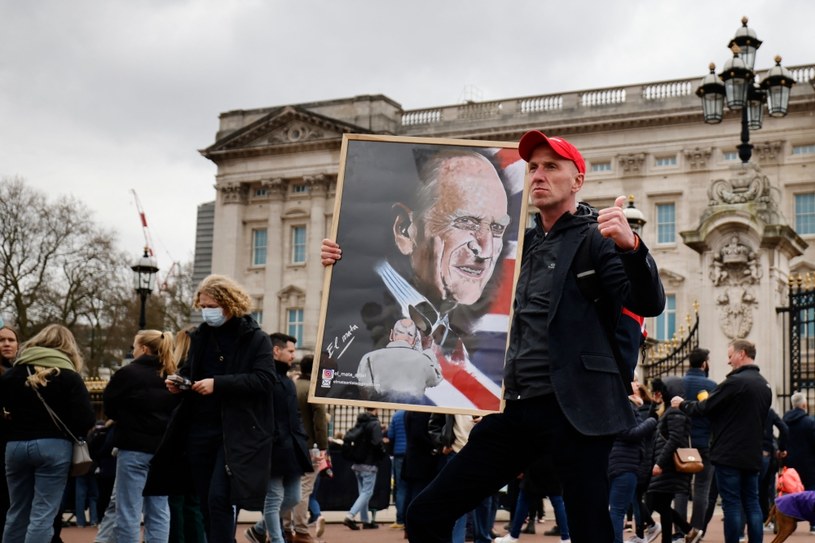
[
  {"left": 303, "top": 174, "right": 330, "bottom": 350},
  {"left": 262, "top": 178, "right": 286, "bottom": 332},
  {"left": 212, "top": 181, "right": 248, "bottom": 277}
]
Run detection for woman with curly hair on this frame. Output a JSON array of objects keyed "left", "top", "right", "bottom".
[
  {"left": 147, "top": 275, "right": 276, "bottom": 543},
  {"left": 0, "top": 323, "right": 95, "bottom": 542}
]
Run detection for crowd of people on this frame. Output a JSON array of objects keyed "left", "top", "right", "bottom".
[{"left": 0, "top": 128, "right": 803, "bottom": 543}]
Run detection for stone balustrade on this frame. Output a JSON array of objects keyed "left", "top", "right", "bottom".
[{"left": 400, "top": 63, "right": 815, "bottom": 130}]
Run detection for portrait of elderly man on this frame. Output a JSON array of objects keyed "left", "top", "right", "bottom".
[{"left": 315, "top": 138, "right": 524, "bottom": 411}]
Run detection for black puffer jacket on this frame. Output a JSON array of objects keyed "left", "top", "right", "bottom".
[
  {"left": 647, "top": 405, "right": 691, "bottom": 495},
  {"left": 608, "top": 401, "right": 657, "bottom": 480}
]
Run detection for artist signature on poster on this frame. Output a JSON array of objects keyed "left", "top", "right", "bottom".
[{"left": 324, "top": 323, "right": 359, "bottom": 359}]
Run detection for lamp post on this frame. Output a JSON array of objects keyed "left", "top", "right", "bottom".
[
  {"left": 131, "top": 248, "right": 159, "bottom": 330},
  {"left": 695, "top": 17, "right": 795, "bottom": 164},
  {"left": 623, "top": 195, "right": 646, "bottom": 236}
]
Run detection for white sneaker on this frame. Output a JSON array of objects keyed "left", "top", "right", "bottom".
[
  {"left": 644, "top": 522, "right": 662, "bottom": 543},
  {"left": 494, "top": 536, "right": 519, "bottom": 543},
  {"left": 626, "top": 537, "right": 646, "bottom": 543}
]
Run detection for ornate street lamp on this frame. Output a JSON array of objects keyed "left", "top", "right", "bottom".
[
  {"left": 696, "top": 63, "right": 726, "bottom": 124},
  {"left": 695, "top": 17, "right": 795, "bottom": 163},
  {"left": 131, "top": 248, "right": 159, "bottom": 330},
  {"left": 623, "top": 195, "right": 647, "bottom": 236}
]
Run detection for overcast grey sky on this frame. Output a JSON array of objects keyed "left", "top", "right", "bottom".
[{"left": 2, "top": 0, "right": 813, "bottom": 276}]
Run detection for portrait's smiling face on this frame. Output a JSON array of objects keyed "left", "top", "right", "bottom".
[{"left": 410, "top": 155, "right": 509, "bottom": 306}]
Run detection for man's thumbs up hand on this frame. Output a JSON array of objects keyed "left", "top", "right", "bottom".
[{"left": 597, "top": 195, "right": 637, "bottom": 251}]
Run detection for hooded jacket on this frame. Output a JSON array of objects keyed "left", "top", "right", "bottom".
[{"left": 503, "top": 203, "right": 665, "bottom": 436}]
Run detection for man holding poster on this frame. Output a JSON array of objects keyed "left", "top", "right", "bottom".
[{"left": 322, "top": 130, "right": 665, "bottom": 542}]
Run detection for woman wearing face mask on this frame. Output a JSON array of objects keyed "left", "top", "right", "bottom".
[{"left": 146, "top": 274, "right": 276, "bottom": 543}]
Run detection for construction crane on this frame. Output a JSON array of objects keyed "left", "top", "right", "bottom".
[{"left": 130, "top": 189, "right": 155, "bottom": 257}]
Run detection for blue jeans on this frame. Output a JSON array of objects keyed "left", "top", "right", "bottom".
[
  {"left": 393, "top": 455, "right": 407, "bottom": 524},
  {"left": 509, "top": 489, "right": 530, "bottom": 538},
  {"left": 4, "top": 438, "right": 72, "bottom": 543},
  {"left": 549, "top": 494, "right": 571, "bottom": 540},
  {"left": 115, "top": 449, "right": 170, "bottom": 543},
  {"left": 75, "top": 472, "right": 99, "bottom": 526},
  {"left": 309, "top": 474, "right": 322, "bottom": 520},
  {"left": 609, "top": 472, "right": 637, "bottom": 543},
  {"left": 452, "top": 492, "right": 493, "bottom": 543},
  {"left": 715, "top": 465, "right": 762, "bottom": 543},
  {"left": 348, "top": 468, "right": 377, "bottom": 523},
  {"left": 253, "top": 474, "right": 301, "bottom": 543},
  {"left": 96, "top": 478, "right": 118, "bottom": 543}
]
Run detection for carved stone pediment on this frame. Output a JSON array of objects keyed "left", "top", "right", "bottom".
[
  {"left": 683, "top": 146, "right": 713, "bottom": 169},
  {"left": 704, "top": 163, "right": 785, "bottom": 225},
  {"left": 617, "top": 153, "right": 646, "bottom": 174},
  {"left": 659, "top": 268, "right": 686, "bottom": 287},
  {"left": 278, "top": 285, "right": 306, "bottom": 304},
  {"left": 201, "top": 106, "right": 370, "bottom": 160}
]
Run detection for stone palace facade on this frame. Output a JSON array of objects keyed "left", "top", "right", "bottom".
[{"left": 198, "top": 63, "right": 815, "bottom": 391}]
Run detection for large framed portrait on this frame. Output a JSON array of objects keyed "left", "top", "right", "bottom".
[{"left": 309, "top": 134, "right": 528, "bottom": 415}]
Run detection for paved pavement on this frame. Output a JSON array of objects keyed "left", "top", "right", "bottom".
[{"left": 55, "top": 507, "right": 815, "bottom": 542}]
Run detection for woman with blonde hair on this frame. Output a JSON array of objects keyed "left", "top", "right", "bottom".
[
  {"left": 104, "top": 329, "right": 179, "bottom": 543},
  {"left": 146, "top": 274, "right": 276, "bottom": 543},
  {"left": 0, "top": 323, "right": 95, "bottom": 542}
]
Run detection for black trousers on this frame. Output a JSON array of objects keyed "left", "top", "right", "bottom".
[{"left": 406, "top": 394, "right": 614, "bottom": 543}]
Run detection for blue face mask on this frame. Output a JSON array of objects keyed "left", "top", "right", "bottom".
[{"left": 201, "top": 307, "right": 227, "bottom": 327}]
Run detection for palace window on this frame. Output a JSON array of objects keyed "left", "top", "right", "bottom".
[
  {"left": 655, "top": 156, "right": 677, "bottom": 167},
  {"left": 291, "top": 226, "right": 306, "bottom": 264},
  {"left": 287, "top": 308, "right": 304, "bottom": 345},
  {"left": 655, "top": 295, "right": 676, "bottom": 341},
  {"left": 252, "top": 228, "right": 267, "bottom": 266},
  {"left": 591, "top": 161, "right": 612, "bottom": 172},
  {"left": 656, "top": 203, "right": 676, "bottom": 244},
  {"left": 723, "top": 151, "right": 738, "bottom": 161},
  {"left": 795, "top": 193, "right": 815, "bottom": 235}
]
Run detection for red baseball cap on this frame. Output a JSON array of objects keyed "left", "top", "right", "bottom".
[{"left": 518, "top": 130, "right": 586, "bottom": 174}]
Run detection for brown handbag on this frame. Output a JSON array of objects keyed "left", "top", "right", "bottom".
[{"left": 674, "top": 446, "right": 704, "bottom": 474}]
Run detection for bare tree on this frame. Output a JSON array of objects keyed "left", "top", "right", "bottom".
[{"left": 0, "top": 177, "right": 131, "bottom": 362}]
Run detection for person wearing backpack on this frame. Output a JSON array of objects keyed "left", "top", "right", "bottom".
[{"left": 342, "top": 408, "right": 385, "bottom": 530}]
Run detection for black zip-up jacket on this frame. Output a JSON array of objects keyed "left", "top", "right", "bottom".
[
  {"left": 103, "top": 354, "right": 179, "bottom": 454},
  {"left": 680, "top": 364, "right": 771, "bottom": 471},
  {"left": 503, "top": 204, "right": 665, "bottom": 436}
]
